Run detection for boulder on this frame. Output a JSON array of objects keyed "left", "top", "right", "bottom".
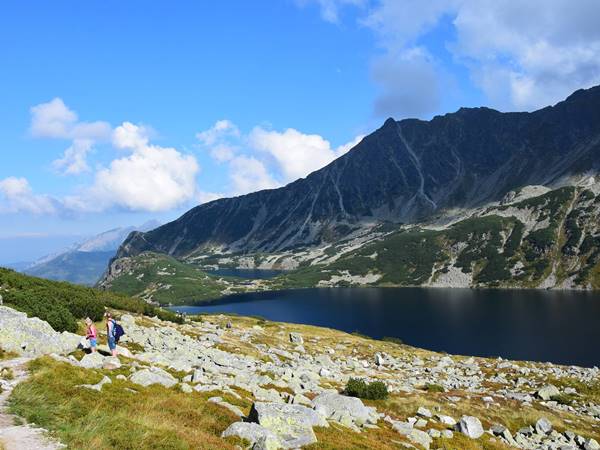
[
  {"left": 417, "top": 406, "right": 432, "bottom": 418},
  {"left": 289, "top": 332, "right": 303, "bottom": 344},
  {"left": 537, "top": 384, "right": 560, "bottom": 401},
  {"left": 129, "top": 367, "right": 177, "bottom": 388},
  {"left": 535, "top": 417, "right": 552, "bottom": 434},
  {"left": 79, "top": 352, "right": 105, "bottom": 369},
  {"left": 222, "top": 422, "right": 281, "bottom": 449},
  {"left": 458, "top": 416, "right": 484, "bottom": 439},
  {"left": 0, "top": 305, "right": 80, "bottom": 356},
  {"left": 102, "top": 356, "right": 121, "bottom": 370},
  {"left": 585, "top": 439, "right": 600, "bottom": 450},
  {"left": 248, "top": 402, "right": 326, "bottom": 448},
  {"left": 436, "top": 414, "right": 456, "bottom": 426},
  {"left": 78, "top": 375, "right": 112, "bottom": 391},
  {"left": 312, "top": 392, "right": 378, "bottom": 426}
]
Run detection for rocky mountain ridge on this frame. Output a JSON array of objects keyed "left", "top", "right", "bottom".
[{"left": 116, "top": 85, "right": 600, "bottom": 260}]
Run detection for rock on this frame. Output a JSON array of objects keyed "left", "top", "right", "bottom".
[
  {"left": 417, "top": 406, "right": 432, "bottom": 418},
  {"left": 180, "top": 383, "right": 193, "bottom": 394},
  {"left": 585, "top": 438, "right": 600, "bottom": 450},
  {"left": 436, "top": 414, "right": 456, "bottom": 427},
  {"left": 102, "top": 356, "right": 121, "bottom": 370},
  {"left": 222, "top": 422, "right": 281, "bottom": 449},
  {"left": 415, "top": 418, "right": 427, "bottom": 428},
  {"left": 78, "top": 375, "right": 112, "bottom": 391},
  {"left": 248, "top": 402, "right": 326, "bottom": 448},
  {"left": 312, "top": 392, "right": 378, "bottom": 426},
  {"left": 129, "top": 367, "right": 177, "bottom": 388},
  {"left": 0, "top": 305, "right": 80, "bottom": 356},
  {"left": 458, "top": 416, "right": 484, "bottom": 439},
  {"left": 442, "top": 430, "right": 453, "bottom": 439},
  {"left": 80, "top": 352, "right": 105, "bottom": 369},
  {"left": 537, "top": 384, "right": 560, "bottom": 401},
  {"left": 535, "top": 417, "right": 552, "bottom": 434},
  {"left": 427, "top": 429, "right": 441, "bottom": 438},
  {"left": 116, "top": 374, "right": 127, "bottom": 381},
  {"left": 375, "top": 353, "right": 385, "bottom": 366},
  {"left": 289, "top": 332, "right": 303, "bottom": 344},
  {"left": 408, "top": 429, "right": 432, "bottom": 449}
]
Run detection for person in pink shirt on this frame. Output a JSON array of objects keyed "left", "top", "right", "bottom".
[{"left": 85, "top": 317, "right": 98, "bottom": 352}]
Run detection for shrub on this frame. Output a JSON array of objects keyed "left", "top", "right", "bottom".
[
  {"left": 424, "top": 383, "right": 445, "bottom": 393},
  {"left": 381, "top": 336, "right": 403, "bottom": 346},
  {"left": 343, "top": 378, "right": 389, "bottom": 400}
]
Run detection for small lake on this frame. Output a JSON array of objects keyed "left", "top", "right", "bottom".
[
  {"left": 206, "top": 268, "right": 285, "bottom": 279},
  {"left": 172, "top": 287, "right": 600, "bottom": 368}
]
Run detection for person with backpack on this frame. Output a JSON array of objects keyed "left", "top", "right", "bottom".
[{"left": 105, "top": 312, "right": 119, "bottom": 356}]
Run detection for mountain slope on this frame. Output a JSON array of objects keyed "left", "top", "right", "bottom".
[
  {"left": 117, "top": 86, "right": 600, "bottom": 259},
  {"left": 25, "top": 221, "right": 160, "bottom": 285}
]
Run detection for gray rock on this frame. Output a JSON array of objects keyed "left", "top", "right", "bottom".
[
  {"left": 535, "top": 417, "right": 552, "bottom": 434},
  {"left": 585, "top": 438, "right": 600, "bottom": 450},
  {"left": 289, "top": 332, "right": 303, "bottom": 344},
  {"left": 180, "top": 383, "right": 193, "bottom": 393},
  {"left": 312, "top": 392, "right": 378, "bottom": 426},
  {"left": 537, "top": 384, "right": 560, "bottom": 401},
  {"left": 248, "top": 402, "right": 326, "bottom": 449},
  {"left": 222, "top": 422, "right": 281, "bottom": 449},
  {"left": 80, "top": 352, "right": 105, "bottom": 369},
  {"left": 0, "top": 306, "right": 80, "bottom": 356},
  {"left": 78, "top": 375, "right": 112, "bottom": 391},
  {"left": 458, "top": 415, "right": 484, "bottom": 439},
  {"left": 417, "top": 406, "right": 432, "bottom": 418},
  {"left": 436, "top": 414, "right": 456, "bottom": 427},
  {"left": 129, "top": 367, "right": 177, "bottom": 388},
  {"left": 102, "top": 356, "right": 121, "bottom": 370}
]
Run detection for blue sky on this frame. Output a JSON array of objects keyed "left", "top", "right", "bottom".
[{"left": 1, "top": 0, "right": 600, "bottom": 263}]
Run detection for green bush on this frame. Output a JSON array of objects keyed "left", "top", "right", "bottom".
[
  {"left": 343, "top": 378, "right": 389, "bottom": 400},
  {"left": 424, "top": 383, "right": 445, "bottom": 393},
  {"left": 0, "top": 268, "right": 182, "bottom": 332}
]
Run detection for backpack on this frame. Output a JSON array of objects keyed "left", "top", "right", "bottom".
[{"left": 113, "top": 321, "right": 125, "bottom": 342}]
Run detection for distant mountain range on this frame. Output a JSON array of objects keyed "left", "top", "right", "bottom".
[
  {"left": 100, "top": 86, "right": 600, "bottom": 301},
  {"left": 24, "top": 221, "right": 160, "bottom": 285}
]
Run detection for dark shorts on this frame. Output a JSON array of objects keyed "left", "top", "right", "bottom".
[{"left": 108, "top": 337, "right": 117, "bottom": 350}]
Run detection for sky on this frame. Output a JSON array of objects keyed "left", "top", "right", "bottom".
[{"left": 2, "top": 0, "right": 600, "bottom": 263}]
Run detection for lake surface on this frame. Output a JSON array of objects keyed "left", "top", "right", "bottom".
[
  {"left": 206, "top": 268, "right": 285, "bottom": 279},
  {"left": 172, "top": 287, "right": 600, "bottom": 367}
]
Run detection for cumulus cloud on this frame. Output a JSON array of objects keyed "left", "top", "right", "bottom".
[
  {"left": 30, "top": 98, "right": 111, "bottom": 175},
  {"left": 249, "top": 126, "right": 363, "bottom": 181},
  {"left": 0, "top": 177, "right": 56, "bottom": 214},
  {"left": 196, "top": 120, "right": 364, "bottom": 197},
  {"left": 85, "top": 122, "right": 199, "bottom": 212},
  {"left": 304, "top": 0, "right": 600, "bottom": 114}
]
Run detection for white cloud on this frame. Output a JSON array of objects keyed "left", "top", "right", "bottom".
[
  {"left": 249, "top": 126, "right": 363, "bottom": 182},
  {"left": 196, "top": 120, "right": 364, "bottom": 196},
  {"left": 229, "top": 156, "right": 279, "bottom": 195},
  {"left": 112, "top": 121, "right": 150, "bottom": 149},
  {"left": 305, "top": 0, "right": 600, "bottom": 113},
  {"left": 295, "top": 0, "right": 366, "bottom": 23},
  {"left": 86, "top": 122, "right": 200, "bottom": 212},
  {"left": 196, "top": 119, "right": 239, "bottom": 146},
  {"left": 51, "top": 139, "right": 94, "bottom": 175},
  {"left": 30, "top": 98, "right": 111, "bottom": 175},
  {"left": 0, "top": 177, "right": 56, "bottom": 214}
]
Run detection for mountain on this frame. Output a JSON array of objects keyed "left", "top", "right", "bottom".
[
  {"left": 117, "top": 86, "right": 600, "bottom": 260},
  {"left": 24, "top": 221, "right": 160, "bottom": 285}
]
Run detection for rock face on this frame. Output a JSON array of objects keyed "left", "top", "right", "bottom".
[
  {"left": 114, "top": 85, "right": 600, "bottom": 259},
  {"left": 458, "top": 415, "right": 484, "bottom": 439},
  {"left": 0, "top": 306, "right": 80, "bottom": 356}
]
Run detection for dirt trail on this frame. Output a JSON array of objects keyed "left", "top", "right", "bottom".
[{"left": 0, "top": 357, "right": 65, "bottom": 450}]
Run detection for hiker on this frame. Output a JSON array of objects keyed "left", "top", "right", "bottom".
[
  {"left": 105, "top": 312, "right": 118, "bottom": 356},
  {"left": 85, "top": 317, "right": 98, "bottom": 352}
]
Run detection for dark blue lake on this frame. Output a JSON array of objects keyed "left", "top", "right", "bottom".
[
  {"left": 172, "top": 287, "right": 600, "bottom": 367},
  {"left": 206, "top": 268, "right": 285, "bottom": 279}
]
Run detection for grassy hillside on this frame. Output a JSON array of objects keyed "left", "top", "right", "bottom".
[
  {"left": 98, "top": 252, "right": 261, "bottom": 305},
  {"left": 0, "top": 268, "right": 181, "bottom": 332},
  {"left": 281, "top": 186, "right": 600, "bottom": 290}
]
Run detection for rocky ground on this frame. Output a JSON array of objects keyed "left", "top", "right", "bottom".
[{"left": 1, "top": 304, "right": 599, "bottom": 449}]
